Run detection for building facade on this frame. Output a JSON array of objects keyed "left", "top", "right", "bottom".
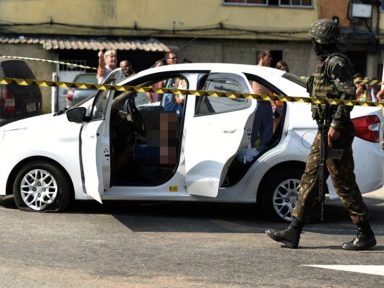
[{"left": 0, "top": 0, "right": 382, "bottom": 111}]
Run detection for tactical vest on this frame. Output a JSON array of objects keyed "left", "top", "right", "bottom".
[{"left": 308, "top": 53, "right": 345, "bottom": 122}]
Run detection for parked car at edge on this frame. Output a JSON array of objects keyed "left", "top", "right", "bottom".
[
  {"left": 0, "top": 63, "right": 382, "bottom": 222},
  {"left": 0, "top": 60, "right": 42, "bottom": 126}
]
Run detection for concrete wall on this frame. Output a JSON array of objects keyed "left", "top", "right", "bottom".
[
  {"left": 0, "top": 0, "right": 317, "bottom": 39},
  {"left": 318, "top": 0, "right": 351, "bottom": 27},
  {"left": 164, "top": 38, "right": 316, "bottom": 77}
]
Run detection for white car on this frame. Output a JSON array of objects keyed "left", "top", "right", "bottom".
[{"left": 0, "top": 63, "right": 383, "bottom": 222}]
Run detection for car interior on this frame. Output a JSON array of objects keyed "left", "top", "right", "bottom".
[
  {"left": 107, "top": 71, "right": 286, "bottom": 188},
  {"left": 109, "top": 74, "right": 189, "bottom": 186}
]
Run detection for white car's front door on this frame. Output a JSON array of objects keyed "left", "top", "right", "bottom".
[
  {"left": 81, "top": 118, "right": 110, "bottom": 203},
  {"left": 184, "top": 72, "right": 256, "bottom": 197},
  {"left": 80, "top": 70, "right": 123, "bottom": 202}
]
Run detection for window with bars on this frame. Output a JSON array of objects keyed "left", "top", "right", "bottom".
[
  {"left": 223, "top": 0, "right": 312, "bottom": 7},
  {"left": 59, "top": 60, "right": 87, "bottom": 71}
]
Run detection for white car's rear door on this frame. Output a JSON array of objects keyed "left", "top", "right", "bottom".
[{"left": 184, "top": 72, "right": 256, "bottom": 197}]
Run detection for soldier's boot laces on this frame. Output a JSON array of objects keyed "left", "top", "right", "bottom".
[
  {"left": 265, "top": 217, "right": 303, "bottom": 249},
  {"left": 342, "top": 222, "right": 376, "bottom": 251}
]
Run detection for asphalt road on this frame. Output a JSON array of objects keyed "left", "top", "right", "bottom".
[{"left": 0, "top": 189, "right": 383, "bottom": 288}]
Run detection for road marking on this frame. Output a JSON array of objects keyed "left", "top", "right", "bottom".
[{"left": 304, "top": 265, "right": 384, "bottom": 276}]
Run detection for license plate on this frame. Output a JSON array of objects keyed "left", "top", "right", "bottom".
[{"left": 26, "top": 103, "right": 37, "bottom": 112}]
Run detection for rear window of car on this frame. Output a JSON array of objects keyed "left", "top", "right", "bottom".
[
  {"left": 0, "top": 60, "right": 35, "bottom": 79},
  {"left": 0, "top": 60, "right": 41, "bottom": 98},
  {"left": 195, "top": 74, "right": 251, "bottom": 116}
]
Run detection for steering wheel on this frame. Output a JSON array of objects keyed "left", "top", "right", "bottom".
[{"left": 127, "top": 94, "right": 146, "bottom": 137}]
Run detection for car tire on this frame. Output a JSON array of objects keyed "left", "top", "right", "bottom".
[
  {"left": 261, "top": 168, "right": 303, "bottom": 222},
  {"left": 13, "top": 161, "right": 72, "bottom": 212}
]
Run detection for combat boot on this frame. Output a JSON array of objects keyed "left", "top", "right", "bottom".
[
  {"left": 265, "top": 217, "right": 303, "bottom": 249},
  {"left": 342, "top": 222, "right": 376, "bottom": 251}
]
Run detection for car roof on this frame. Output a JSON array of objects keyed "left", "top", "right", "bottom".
[
  {"left": 117, "top": 62, "right": 308, "bottom": 97},
  {"left": 120, "top": 63, "right": 286, "bottom": 84}
]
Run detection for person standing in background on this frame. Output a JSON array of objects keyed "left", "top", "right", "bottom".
[
  {"left": 275, "top": 60, "right": 289, "bottom": 72},
  {"left": 97, "top": 50, "right": 117, "bottom": 84},
  {"left": 119, "top": 60, "right": 135, "bottom": 78},
  {"left": 251, "top": 50, "right": 274, "bottom": 149},
  {"left": 273, "top": 60, "right": 289, "bottom": 131},
  {"left": 163, "top": 51, "right": 180, "bottom": 112},
  {"left": 164, "top": 51, "right": 178, "bottom": 65},
  {"left": 147, "top": 60, "right": 165, "bottom": 103}
]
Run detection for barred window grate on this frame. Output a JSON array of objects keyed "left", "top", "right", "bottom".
[
  {"left": 59, "top": 60, "right": 87, "bottom": 72},
  {"left": 223, "top": 0, "right": 312, "bottom": 6}
]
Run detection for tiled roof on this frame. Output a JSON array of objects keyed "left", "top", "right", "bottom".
[{"left": 0, "top": 35, "right": 170, "bottom": 52}]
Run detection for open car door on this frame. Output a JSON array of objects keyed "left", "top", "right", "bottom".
[
  {"left": 184, "top": 72, "right": 256, "bottom": 197},
  {"left": 80, "top": 69, "right": 123, "bottom": 202}
]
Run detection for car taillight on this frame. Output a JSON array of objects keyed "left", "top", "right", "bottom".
[
  {"left": 0, "top": 87, "right": 16, "bottom": 113},
  {"left": 352, "top": 115, "right": 380, "bottom": 143}
]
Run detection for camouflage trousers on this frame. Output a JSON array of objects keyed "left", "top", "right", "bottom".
[{"left": 292, "top": 131, "right": 369, "bottom": 225}]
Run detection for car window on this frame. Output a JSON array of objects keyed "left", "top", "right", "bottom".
[
  {"left": 0, "top": 60, "right": 42, "bottom": 101},
  {"left": 195, "top": 73, "right": 251, "bottom": 116},
  {"left": 89, "top": 89, "right": 109, "bottom": 120},
  {"left": 74, "top": 73, "right": 98, "bottom": 84},
  {"left": 89, "top": 77, "right": 117, "bottom": 121},
  {"left": 0, "top": 60, "right": 42, "bottom": 122},
  {"left": 1, "top": 60, "right": 36, "bottom": 79},
  {"left": 127, "top": 74, "right": 189, "bottom": 113},
  {"left": 282, "top": 72, "right": 307, "bottom": 88},
  {"left": 87, "top": 69, "right": 128, "bottom": 120}
]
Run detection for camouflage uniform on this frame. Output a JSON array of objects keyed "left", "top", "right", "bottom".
[
  {"left": 292, "top": 53, "right": 370, "bottom": 225},
  {"left": 266, "top": 19, "right": 375, "bottom": 250}
]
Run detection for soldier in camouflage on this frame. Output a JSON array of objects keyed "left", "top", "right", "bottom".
[{"left": 265, "top": 19, "right": 376, "bottom": 250}]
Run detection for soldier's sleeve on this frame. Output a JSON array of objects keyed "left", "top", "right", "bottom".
[{"left": 326, "top": 55, "right": 355, "bottom": 130}]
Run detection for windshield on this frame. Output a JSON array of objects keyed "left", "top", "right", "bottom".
[
  {"left": 282, "top": 72, "right": 307, "bottom": 88},
  {"left": 71, "top": 69, "right": 125, "bottom": 108}
]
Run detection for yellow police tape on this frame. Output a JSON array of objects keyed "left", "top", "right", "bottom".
[
  {"left": 0, "top": 55, "right": 97, "bottom": 71},
  {"left": 354, "top": 79, "right": 382, "bottom": 86},
  {"left": 0, "top": 77, "right": 384, "bottom": 108}
]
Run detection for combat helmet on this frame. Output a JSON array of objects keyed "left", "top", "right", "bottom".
[{"left": 309, "top": 19, "right": 340, "bottom": 44}]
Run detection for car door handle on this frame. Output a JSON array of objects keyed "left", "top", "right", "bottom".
[{"left": 223, "top": 129, "right": 236, "bottom": 134}]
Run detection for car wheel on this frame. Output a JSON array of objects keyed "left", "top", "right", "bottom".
[
  {"left": 261, "top": 168, "right": 303, "bottom": 222},
  {"left": 13, "top": 161, "right": 72, "bottom": 212}
]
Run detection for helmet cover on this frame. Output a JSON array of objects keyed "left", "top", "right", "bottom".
[{"left": 309, "top": 19, "right": 340, "bottom": 44}]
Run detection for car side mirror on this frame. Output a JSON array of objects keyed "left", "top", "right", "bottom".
[{"left": 66, "top": 107, "right": 87, "bottom": 123}]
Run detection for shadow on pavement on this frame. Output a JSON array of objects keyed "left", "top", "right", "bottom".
[{"left": 1, "top": 193, "right": 383, "bottom": 235}]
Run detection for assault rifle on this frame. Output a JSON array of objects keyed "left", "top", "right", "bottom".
[{"left": 318, "top": 104, "right": 343, "bottom": 221}]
